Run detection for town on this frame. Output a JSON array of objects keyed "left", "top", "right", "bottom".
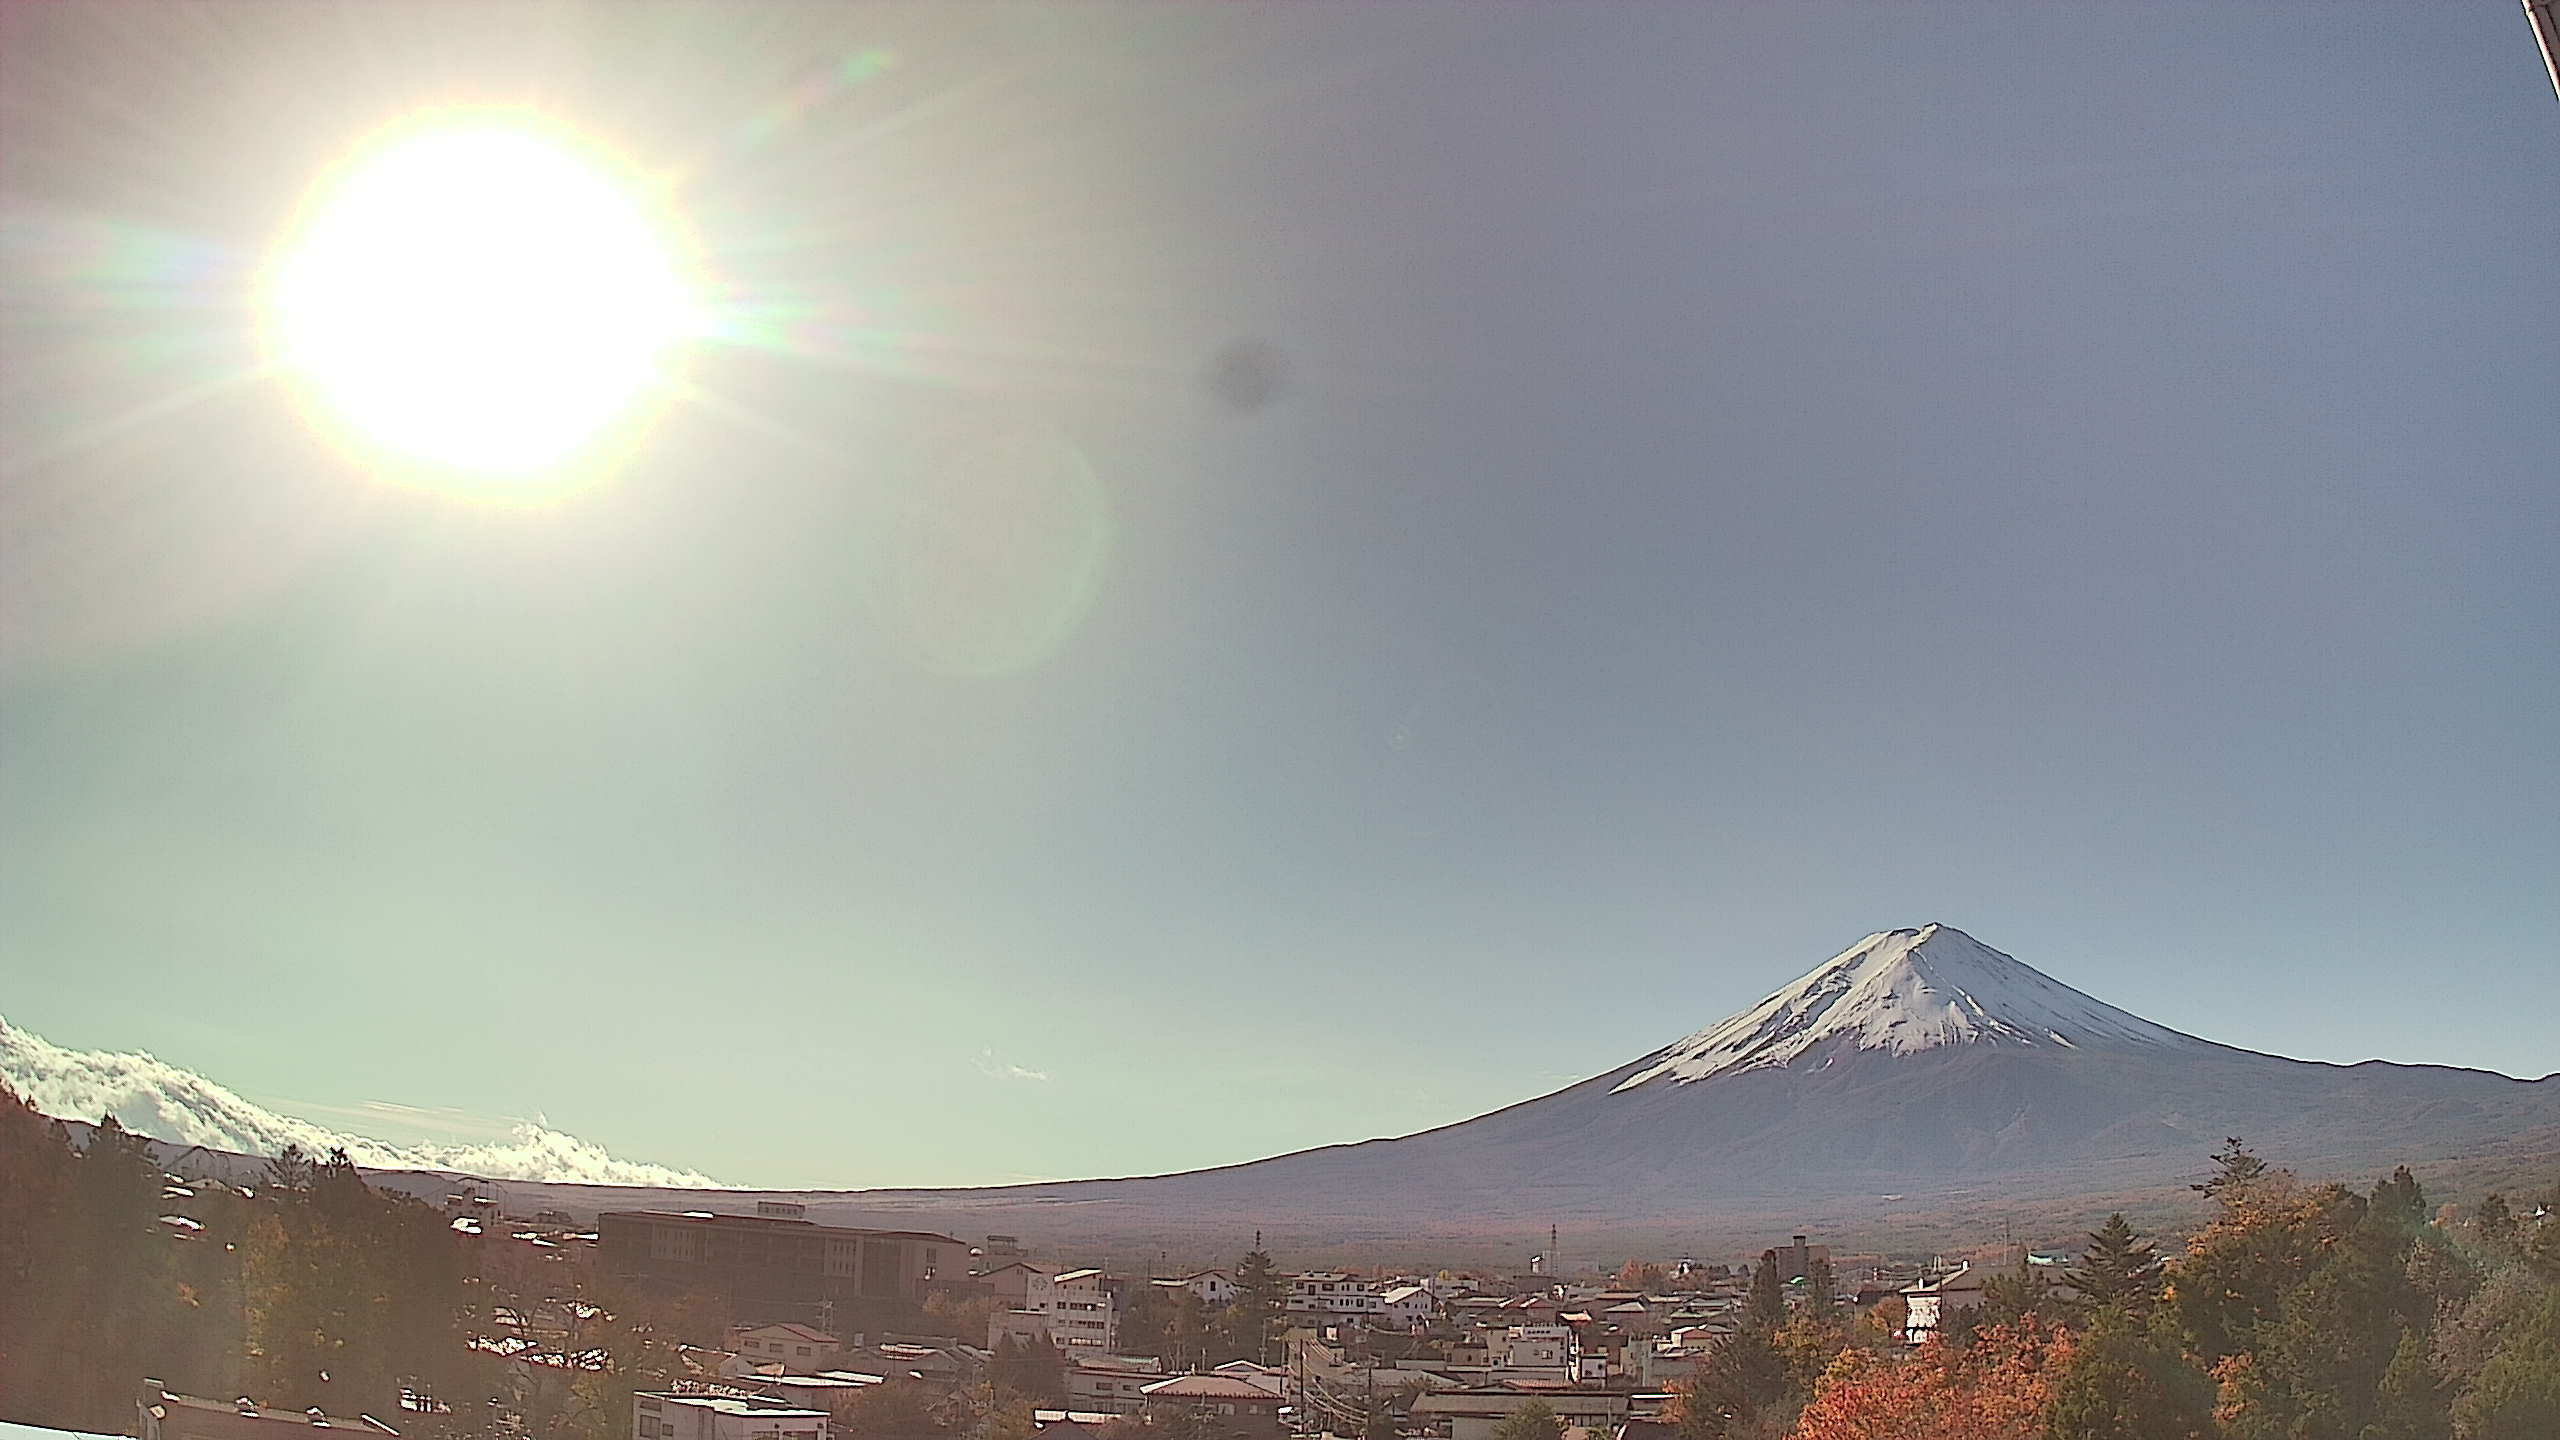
[{"left": 107, "top": 1185, "right": 2097, "bottom": 1440}]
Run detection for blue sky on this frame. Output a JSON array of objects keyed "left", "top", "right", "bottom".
[{"left": 2, "top": 4, "right": 2554, "bottom": 1187}]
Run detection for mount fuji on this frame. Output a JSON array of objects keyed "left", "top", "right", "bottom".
[{"left": 18, "top": 926, "right": 2559, "bottom": 1252}]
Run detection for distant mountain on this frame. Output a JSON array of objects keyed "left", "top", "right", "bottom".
[
  {"left": 12, "top": 927, "right": 2557, "bottom": 1256},
  {"left": 0, "top": 1014, "right": 721, "bottom": 1188}
]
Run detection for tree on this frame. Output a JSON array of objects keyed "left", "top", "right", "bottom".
[
  {"left": 1490, "top": 1399, "right": 1562, "bottom": 1440},
  {"left": 1806, "top": 1256, "right": 1838, "bottom": 1315},
  {"left": 1616, "top": 1259, "right": 1665, "bottom": 1291},
  {"left": 1746, "top": 1251, "right": 1786, "bottom": 1328},
  {"left": 1231, "top": 1251, "right": 1285, "bottom": 1366},
  {"left": 990, "top": 1335, "right": 1065, "bottom": 1406},
  {"left": 2451, "top": 1287, "right": 2560, "bottom": 1440},
  {"left": 1977, "top": 1260, "right": 2050, "bottom": 1329},
  {"left": 1671, "top": 1327, "right": 1783, "bottom": 1440},
  {"left": 2045, "top": 1309, "right": 2213, "bottom": 1440},
  {"left": 2065, "top": 1215, "right": 2162, "bottom": 1314},
  {"left": 2194, "top": 1137, "right": 2269, "bottom": 1204},
  {"left": 1791, "top": 1318, "right": 2072, "bottom": 1440}
]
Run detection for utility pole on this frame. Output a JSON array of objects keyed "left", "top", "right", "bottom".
[{"left": 2528, "top": 0, "right": 2560, "bottom": 103}]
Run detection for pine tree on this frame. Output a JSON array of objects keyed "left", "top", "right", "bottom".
[
  {"left": 1232, "top": 1250, "right": 1285, "bottom": 1366},
  {"left": 1805, "top": 1255, "right": 1837, "bottom": 1314},
  {"left": 2194, "top": 1137, "right": 2269, "bottom": 1206},
  {"left": 1746, "top": 1252, "right": 1786, "bottom": 1328},
  {"left": 2067, "top": 1214, "right": 2163, "bottom": 1314},
  {"left": 2046, "top": 1308, "right": 2213, "bottom": 1440}
]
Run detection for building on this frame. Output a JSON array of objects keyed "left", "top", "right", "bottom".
[
  {"left": 1378, "top": 1285, "right": 1437, "bottom": 1327},
  {"left": 1029, "top": 1268, "right": 1119, "bottom": 1351},
  {"left": 1149, "top": 1268, "right": 1236, "bottom": 1306},
  {"left": 1139, "top": 1374, "right": 1285, "bottom": 1438},
  {"left": 1760, "top": 1236, "right": 1829, "bottom": 1284},
  {"left": 634, "top": 1392, "right": 829, "bottom": 1440},
  {"left": 728, "top": 1324, "right": 843, "bottom": 1370},
  {"left": 1288, "top": 1272, "right": 1386, "bottom": 1317},
  {"left": 1900, "top": 1266, "right": 1988, "bottom": 1346},
  {"left": 138, "top": 1385, "right": 396, "bottom": 1440},
  {"left": 976, "top": 1260, "right": 1052, "bottom": 1306},
  {"left": 1496, "top": 1326, "right": 1574, "bottom": 1373},
  {"left": 598, "top": 1210, "right": 960, "bottom": 1312},
  {"left": 1065, "top": 1354, "right": 1165, "bottom": 1415},
  {"left": 1412, "top": 1388, "right": 1634, "bottom": 1440}
]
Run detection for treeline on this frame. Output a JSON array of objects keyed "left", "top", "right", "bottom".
[
  {"left": 0, "top": 1083, "right": 702, "bottom": 1439},
  {"left": 1669, "top": 1140, "right": 2560, "bottom": 1439}
]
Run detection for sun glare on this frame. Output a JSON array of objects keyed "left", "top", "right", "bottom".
[{"left": 263, "top": 117, "right": 696, "bottom": 494}]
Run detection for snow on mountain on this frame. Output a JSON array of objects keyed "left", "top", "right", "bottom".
[
  {"left": 1612, "top": 922, "right": 2198, "bottom": 1091},
  {"left": 0, "top": 1013, "right": 720, "bottom": 1187}
]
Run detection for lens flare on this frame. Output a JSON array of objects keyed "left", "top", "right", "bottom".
[{"left": 261, "top": 114, "right": 699, "bottom": 497}]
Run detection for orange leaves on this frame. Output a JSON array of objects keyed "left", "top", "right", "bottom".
[{"left": 1790, "top": 1319, "right": 2076, "bottom": 1440}]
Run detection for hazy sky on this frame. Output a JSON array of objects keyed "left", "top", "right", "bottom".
[{"left": 3, "top": 4, "right": 2554, "bottom": 1188}]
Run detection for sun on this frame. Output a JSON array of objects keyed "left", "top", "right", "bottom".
[{"left": 262, "top": 115, "right": 697, "bottom": 494}]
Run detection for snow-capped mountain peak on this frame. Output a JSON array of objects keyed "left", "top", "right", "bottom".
[
  {"left": 0, "top": 1013, "right": 722, "bottom": 1187},
  {"left": 1611, "top": 923, "right": 2195, "bottom": 1091}
]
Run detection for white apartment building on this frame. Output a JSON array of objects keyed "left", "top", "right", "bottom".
[
  {"left": 1030, "top": 1267, "right": 1119, "bottom": 1351},
  {"left": 635, "top": 1392, "right": 829, "bottom": 1440},
  {"left": 1287, "top": 1272, "right": 1386, "bottom": 1316}
]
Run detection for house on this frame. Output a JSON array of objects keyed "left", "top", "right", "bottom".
[
  {"left": 1412, "top": 1388, "right": 1634, "bottom": 1440},
  {"left": 1149, "top": 1268, "right": 1236, "bottom": 1306},
  {"left": 1031, "top": 1410, "right": 1115, "bottom": 1438},
  {"left": 1065, "top": 1353, "right": 1165, "bottom": 1414},
  {"left": 751, "top": 1375, "right": 881, "bottom": 1411},
  {"left": 1495, "top": 1325, "right": 1573, "bottom": 1373},
  {"left": 728, "top": 1324, "right": 843, "bottom": 1370},
  {"left": 1900, "top": 1266, "right": 1988, "bottom": 1346},
  {"left": 1209, "top": 1361, "right": 1288, "bottom": 1396},
  {"left": 634, "top": 1392, "right": 829, "bottom": 1440},
  {"left": 976, "top": 1260, "right": 1052, "bottom": 1306},
  {"left": 1139, "top": 1374, "right": 1285, "bottom": 1438},
  {"left": 138, "top": 1384, "right": 397, "bottom": 1440},
  {"left": 1288, "top": 1272, "right": 1385, "bottom": 1317},
  {"left": 1378, "top": 1285, "right": 1437, "bottom": 1327}
]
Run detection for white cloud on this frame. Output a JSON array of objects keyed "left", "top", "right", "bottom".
[
  {"left": 0, "top": 1014, "right": 721, "bottom": 1187},
  {"left": 974, "top": 1049, "right": 1050, "bottom": 1083}
]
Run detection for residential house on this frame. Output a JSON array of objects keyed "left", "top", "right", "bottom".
[
  {"left": 633, "top": 1392, "right": 829, "bottom": 1440},
  {"left": 728, "top": 1324, "right": 843, "bottom": 1371},
  {"left": 138, "top": 1384, "right": 397, "bottom": 1440},
  {"left": 1900, "top": 1266, "right": 1987, "bottom": 1346},
  {"left": 1065, "top": 1354, "right": 1164, "bottom": 1415},
  {"left": 1139, "top": 1375, "right": 1284, "bottom": 1438}
]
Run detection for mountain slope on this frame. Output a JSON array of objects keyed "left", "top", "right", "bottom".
[{"left": 0, "top": 1015, "right": 720, "bottom": 1187}]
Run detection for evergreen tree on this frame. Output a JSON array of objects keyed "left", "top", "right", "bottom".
[
  {"left": 1745, "top": 1252, "right": 1786, "bottom": 1328},
  {"left": 2451, "top": 1287, "right": 2560, "bottom": 1440},
  {"left": 1672, "top": 1327, "right": 1783, "bottom": 1440},
  {"left": 1231, "top": 1250, "right": 1285, "bottom": 1366},
  {"left": 2046, "top": 1308, "right": 2213, "bottom": 1440},
  {"left": 2363, "top": 1326, "right": 2451, "bottom": 1440},
  {"left": 2066, "top": 1214, "right": 2163, "bottom": 1314},
  {"left": 1805, "top": 1255, "right": 1838, "bottom": 1315},
  {"left": 2195, "top": 1136, "right": 2269, "bottom": 1205}
]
